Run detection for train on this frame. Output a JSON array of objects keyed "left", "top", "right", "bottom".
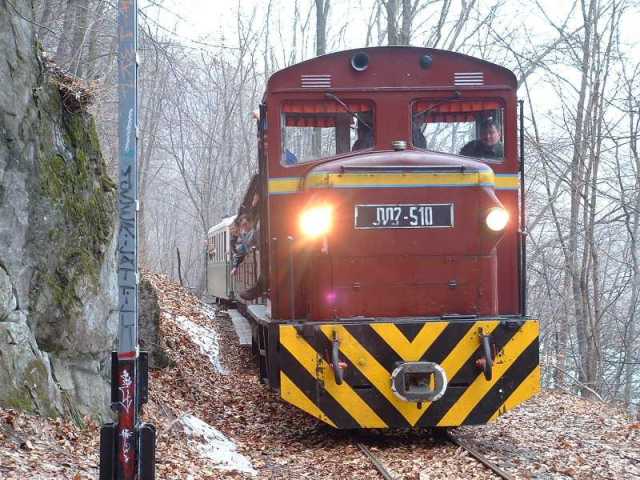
[{"left": 207, "top": 46, "right": 540, "bottom": 429}]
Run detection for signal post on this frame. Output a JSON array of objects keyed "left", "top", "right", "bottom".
[{"left": 99, "top": 1, "right": 155, "bottom": 478}]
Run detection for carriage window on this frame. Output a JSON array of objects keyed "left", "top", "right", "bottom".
[
  {"left": 223, "top": 231, "right": 227, "bottom": 261},
  {"left": 207, "top": 236, "right": 216, "bottom": 260},
  {"left": 281, "top": 100, "right": 374, "bottom": 165},
  {"left": 412, "top": 100, "right": 504, "bottom": 162}
]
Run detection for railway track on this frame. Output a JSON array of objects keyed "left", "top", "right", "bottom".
[{"left": 357, "top": 430, "right": 515, "bottom": 480}]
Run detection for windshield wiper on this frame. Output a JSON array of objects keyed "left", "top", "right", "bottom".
[
  {"left": 413, "top": 90, "right": 462, "bottom": 120},
  {"left": 324, "top": 92, "right": 372, "bottom": 130}
]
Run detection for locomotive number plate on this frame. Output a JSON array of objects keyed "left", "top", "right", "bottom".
[{"left": 354, "top": 204, "right": 453, "bottom": 229}]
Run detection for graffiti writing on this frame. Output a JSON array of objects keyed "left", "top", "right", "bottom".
[
  {"left": 119, "top": 369, "right": 133, "bottom": 413},
  {"left": 120, "top": 428, "right": 132, "bottom": 464}
]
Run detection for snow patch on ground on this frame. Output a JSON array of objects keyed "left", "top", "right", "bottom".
[
  {"left": 175, "top": 315, "right": 227, "bottom": 374},
  {"left": 200, "top": 302, "right": 218, "bottom": 320},
  {"left": 178, "top": 414, "right": 256, "bottom": 476}
]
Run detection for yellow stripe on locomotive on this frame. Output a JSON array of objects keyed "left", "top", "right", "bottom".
[{"left": 268, "top": 172, "right": 522, "bottom": 195}]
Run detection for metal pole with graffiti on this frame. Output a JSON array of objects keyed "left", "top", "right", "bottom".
[{"left": 100, "top": 0, "right": 155, "bottom": 478}]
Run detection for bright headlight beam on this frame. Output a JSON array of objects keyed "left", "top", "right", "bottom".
[
  {"left": 486, "top": 207, "right": 509, "bottom": 231},
  {"left": 300, "top": 205, "right": 333, "bottom": 238}
]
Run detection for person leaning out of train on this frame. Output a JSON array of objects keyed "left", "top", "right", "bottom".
[
  {"left": 459, "top": 118, "right": 504, "bottom": 160},
  {"left": 229, "top": 223, "right": 242, "bottom": 275},
  {"left": 237, "top": 216, "right": 256, "bottom": 255},
  {"left": 230, "top": 215, "right": 256, "bottom": 275}
]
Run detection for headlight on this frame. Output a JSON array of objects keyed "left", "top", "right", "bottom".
[
  {"left": 300, "top": 205, "right": 333, "bottom": 238},
  {"left": 486, "top": 207, "right": 509, "bottom": 231}
]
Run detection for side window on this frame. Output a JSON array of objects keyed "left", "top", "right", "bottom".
[
  {"left": 281, "top": 100, "right": 374, "bottom": 166},
  {"left": 208, "top": 235, "right": 215, "bottom": 261},
  {"left": 412, "top": 100, "right": 504, "bottom": 162},
  {"left": 223, "top": 231, "right": 227, "bottom": 261}
]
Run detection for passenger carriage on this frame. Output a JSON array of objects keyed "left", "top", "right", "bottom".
[{"left": 206, "top": 215, "right": 236, "bottom": 301}]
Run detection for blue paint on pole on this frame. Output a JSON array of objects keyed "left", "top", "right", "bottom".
[{"left": 117, "top": 0, "right": 138, "bottom": 356}]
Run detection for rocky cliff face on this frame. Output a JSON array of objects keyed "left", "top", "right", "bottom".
[{"left": 0, "top": 0, "right": 118, "bottom": 421}]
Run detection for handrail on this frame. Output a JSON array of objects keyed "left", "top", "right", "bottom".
[{"left": 339, "top": 164, "right": 469, "bottom": 173}]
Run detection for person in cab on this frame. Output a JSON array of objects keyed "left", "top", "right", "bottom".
[{"left": 460, "top": 118, "right": 503, "bottom": 160}]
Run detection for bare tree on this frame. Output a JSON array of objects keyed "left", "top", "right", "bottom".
[{"left": 315, "top": 0, "right": 330, "bottom": 55}]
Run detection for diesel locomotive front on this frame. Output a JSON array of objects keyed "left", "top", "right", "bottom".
[{"left": 210, "top": 46, "right": 539, "bottom": 429}]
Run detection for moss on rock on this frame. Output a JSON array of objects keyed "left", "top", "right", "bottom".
[
  {"left": 3, "top": 389, "right": 34, "bottom": 411},
  {"left": 38, "top": 109, "right": 116, "bottom": 319},
  {"left": 3, "top": 359, "right": 58, "bottom": 416},
  {"left": 23, "top": 359, "right": 58, "bottom": 416}
]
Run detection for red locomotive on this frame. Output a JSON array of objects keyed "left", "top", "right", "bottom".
[{"left": 208, "top": 46, "right": 539, "bottom": 428}]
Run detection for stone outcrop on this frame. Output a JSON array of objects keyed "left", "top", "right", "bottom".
[
  {"left": 139, "top": 278, "right": 170, "bottom": 369},
  {"left": 0, "top": 0, "right": 118, "bottom": 421}
]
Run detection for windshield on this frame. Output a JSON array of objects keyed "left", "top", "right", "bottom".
[
  {"left": 412, "top": 100, "right": 504, "bottom": 162},
  {"left": 281, "top": 100, "right": 375, "bottom": 166}
]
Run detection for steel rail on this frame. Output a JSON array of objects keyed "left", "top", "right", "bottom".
[
  {"left": 356, "top": 443, "right": 396, "bottom": 480},
  {"left": 357, "top": 432, "right": 515, "bottom": 480},
  {"left": 445, "top": 431, "right": 515, "bottom": 480}
]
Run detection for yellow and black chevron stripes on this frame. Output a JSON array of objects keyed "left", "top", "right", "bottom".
[
  {"left": 268, "top": 173, "right": 520, "bottom": 194},
  {"left": 369, "top": 322, "right": 448, "bottom": 361},
  {"left": 278, "top": 319, "right": 539, "bottom": 429},
  {"left": 280, "top": 326, "right": 387, "bottom": 428},
  {"left": 280, "top": 372, "right": 337, "bottom": 427},
  {"left": 436, "top": 320, "right": 538, "bottom": 426},
  {"left": 488, "top": 365, "right": 541, "bottom": 422}
]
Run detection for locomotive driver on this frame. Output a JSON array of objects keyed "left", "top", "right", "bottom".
[{"left": 460, "top": 118, "right": 504, "bottom": 160}]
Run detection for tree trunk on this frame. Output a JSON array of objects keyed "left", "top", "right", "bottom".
[
  {"left": 55, "top": 0, "right": 77, "bottom": 64},
  {"left": 568, "top": 0, "right": 595, "bottom": 398},
  {"left": 69, "top": 0, "right": 89, "bottom": 76},
  {"left": 399, "top": 0, "right": 412, "bottom": 45},
  {"left": 313, "top": 0, "right": 330, "bottom": 156},
  {"left": 176, "top": 247, "right": 183, "bottom": 287},
  {"left": 315, "top": 0, "right": 329, "bottom": 55},
  {"left": 623, "top": 83, "right": 640, "bottom": 406},
  {"left": 85, "top": 0, "right": 105, "bottom": 79},
  {"left": 384, "top": 0, "right": 399, "bottom": 45},
  {"left": 38, "top": 0, "right": 54, "bottom": 42}
]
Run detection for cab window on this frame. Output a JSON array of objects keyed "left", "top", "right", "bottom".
[
  {"left": 412, "top": 100, "right": 504, "bottom": 162},
  {"left": 281, "top": 100, "right": 374, "bottom": 166}
]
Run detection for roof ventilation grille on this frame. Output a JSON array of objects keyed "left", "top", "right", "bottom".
[
  {"left": 301, "top": 74, "right": 332, "bottom": 88},
  {"left": 454, "top": 72, "right": 484, "bottom": 86}
]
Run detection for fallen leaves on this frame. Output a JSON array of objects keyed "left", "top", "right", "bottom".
[
  {"left": 1, "top": 272, "right": 639, "bottom": 479},
  {"left": 0, "top": 408, "right": 98, "bottom": 479}
]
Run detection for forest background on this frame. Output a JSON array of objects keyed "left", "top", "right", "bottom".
[{"left": 24, "top": 0, "right": 640, "bottom": 412}]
